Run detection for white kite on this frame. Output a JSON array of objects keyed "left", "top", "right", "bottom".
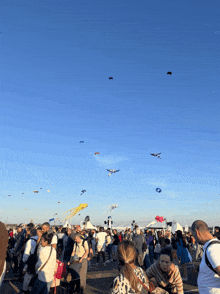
[{"left": 103, "top": 204, "right": 118, "bottom": 214}]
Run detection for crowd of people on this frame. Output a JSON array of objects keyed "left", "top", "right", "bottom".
[{"left": 0, "top": 220, "right": 220, "bottom": 294}]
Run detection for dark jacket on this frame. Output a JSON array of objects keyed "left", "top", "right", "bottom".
[
  {"left": 14, "top": 231, "right": 24, "bottom": 255},
  {"left": 63, "top": 232, "right": 76, "bottom": 263}
]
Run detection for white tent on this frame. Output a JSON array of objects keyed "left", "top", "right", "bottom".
[
  {"left": 171, "top": 220, "right": 183, "bottom": 234},
  {"left": 84, "top": 221, "right": 96, "bottom": 230}
]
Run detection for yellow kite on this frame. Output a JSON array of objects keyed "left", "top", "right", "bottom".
[{"left": 62, "top": 203, "right": 88, "bottom": 221}]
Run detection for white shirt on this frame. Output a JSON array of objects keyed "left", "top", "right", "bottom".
[
  {"left": 36, "top": 246, "right": 56, "bottom": 283},
  {"left": 22, "top": 236, "right": 39, "bottom": 263},
  {"left": 96, "top": 232, "right": 107, "bottom": 247},
  {"left": 51, "top": 235, "right": 58, "bottom": 245},
  {"left": 198, "top": 238, "right": 220, "bottom": 294}
]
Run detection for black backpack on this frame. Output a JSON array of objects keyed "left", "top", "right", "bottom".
[{"left": 26, "top": 239, "right": 38, "bottom": 275}]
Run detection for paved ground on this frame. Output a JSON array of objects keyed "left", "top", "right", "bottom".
[{"left": 2, "top": 259, "right": 200, "bottom": 294}]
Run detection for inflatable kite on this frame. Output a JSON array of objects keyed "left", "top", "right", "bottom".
[
  {"left": 80, "top": 190, "right": 86, "bottom": 195},
  {"left": 33, "top": 191, "right": 38, "bottom": 193},
  {"left": 94, "top": 152, "right": 100, "bottom": 155},
  {"left": 103, "top": 204, "right": 118, "bottom": 214},
  {"left": 62, "top": 203, "right": 88, "bottom": 221},
  {"left": 106, "top": 169, "right": 120, "bottom": 177},
  {"left": 156, "top": 188, "right": 162, "bottom": 193},
  {"left": 109, "top": 77, "right": 113, "bottom": 80},
  {"left": 150, "top": 153, "right": 161, "bottom": 159},
  {"left": 49, "top": 218, "right": 55, "bottom": 222},
  {"left": 155, "top": 216, "right": 165, "bottom": 223},
  {"left": 167, "top": 72, "right": 172, "bottom": 75}
]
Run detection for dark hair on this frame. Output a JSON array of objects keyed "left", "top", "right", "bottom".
[
  {"left": 37, "top": 226, "right": 42, "bottom": 231},
  {"left": 176, "top": 230, "right": 187, "bottom": 248},
  {"left": 99, "top": 227, "right": 104, "bottom": 232},
  {"left": 164, "top": 239, "right": 171, "bottom": 245},
  {"left": 27, "top": 223, "right": 34, "bottom": 229},
  {"left": 55, "top": 226, "right": 59, "bottom": 233},
  {"left": 41, "top": 232, "right": 53, "bottom": 245},
  {"left": 42, "top": 222, "right": 50, "bottom": 228},
  {"left": 160, "top": 248, "right": 173, "bottom": 261},
  {"left": 61, "top": 227, "right": 67, "bottom": 235},
  {"left": 191, "top": 220, "right": 209, "bottom": 233}
]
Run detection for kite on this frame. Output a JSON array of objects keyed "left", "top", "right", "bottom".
[
  {"left": 150, "top": 153, "right": 161, "bottom": 159},
  {"left": 49, "top": 218, "right": 55, "bottom": 222},
  {"left": 58, "top": 202, "right": 60, "bottom": 203},
  {"left": 55, "top": 213, "right": 57, "bottom": 215},
  {"left": 103, "top": 204, "right": 118, "bottom": 214},
  {"left": 80, "top": 190, "right": 86, "bottom": 195},
  {"left": 167, "top": 72, "right": 172, "bottom": 75},
  {"left": 21, "top": 193, "right": 24, "bottom": 195},
  {"left": 40, "top": 188, "right": 42, "bottom": 189},
  {"left": 79, "top": 141, "right": 84, "bottom": 143},
  {"left": 47, "top": 190, "right": 50, "bottom": 192},
  {"left": 94, "top": 152, "right": 100, "bottom": 155},
  {"left": 25, "top": 209, "right": 27, "bottom": 210},
  {"left": 156, "top": 188, "right": 162, "bottom": 193},
  {"left": 33, "top": 191, "right": 39, "bottom": 193},
  {"left": 8, "top": 195, "right": 11, "bottom": 196},
  {"left": 106, "top": 169, "right": 120, "bottom": 177},
  {"left": 109, "top": 77, "right": 113, "bottom": 80},
  {"left": 62, "top": 203, "right": 88, "bottom": 221},
  {"left": 155, "top": 216, "right": 165, "bottom": 223}
]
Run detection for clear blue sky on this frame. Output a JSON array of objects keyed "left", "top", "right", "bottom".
[{"left": 1, "top": 0, "right": 220, "bottom": 227}]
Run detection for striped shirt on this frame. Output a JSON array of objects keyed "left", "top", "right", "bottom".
[{"left": 146, "top": 261, "right": 183, "bottom": 294}]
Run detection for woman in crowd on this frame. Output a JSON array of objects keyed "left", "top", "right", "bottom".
[
  {"left": 176, "top": 230, "right": 191, "bottom": 281},
  {"left": 30, "top": 232, "right": 56, "bottom": 294},
  {"left": 50, "top": 245, "right": 66, "bottom": 294},
  {"left": 146, "top": 248, "right": 183, "bottom": 294},
  {"left": 110, "top": 240, "right": 150, "bottom": 294}
]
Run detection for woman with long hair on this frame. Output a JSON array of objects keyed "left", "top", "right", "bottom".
[
  {"left": 176, "top": 230, "right": 191, "bottom": 281},
  {"left": 110, "top": 240, "right": 150, "bottom": 293},
  {"left": 146, "top": 248, "right": 183, "bottom": 294}
]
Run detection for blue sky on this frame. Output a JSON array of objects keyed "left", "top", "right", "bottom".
[{"left": 1, "top": 0, "right": 220, "bottom": 227}]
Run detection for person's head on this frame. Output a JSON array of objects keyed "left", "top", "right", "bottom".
[
  {"left": 148, "top": 231, "right": 152, "bottom": 236},
  {"left": 30, "top": 228, "right": 37, "bottom": 237},
  {"left": 113, "top": 229, "right": 117, "bottom": 234},
  {"left": 25, "top": 227, "right": 31, "bottom": 236},
  {"left": 61, "top": 227, "right": 68, "bottom": 235},
  {"left": 41, "top": 232, "right": 53, "bottom": 247},
  {"left": 42, "top": 222, "right": 50, "bottom": 233},
  {"left": 176, "top": 230, "right": 183, "bottom": 239},
  {"left": 191, "top": 220, "right": 212, "bottom": 245},
  {"left": 136, "top": 228, "right": 140, "bottom": 235},
  {"left": 164, "top": 238, "right": 171, "bottom": 246},
  {"left": 16, "top": 225, "right": 22, "bottom": 233},
  {"left": 99, "top": 227, "right": 104, "bottom": 232},
  {"left": 215, "top": 226, "right": 220, "bottom": 233},
  {"left": 117, "top": 241, "right": 140, "bottom": 292},
  {"left": 159, "top": 248, "right": 173, "bottom": 273},
  {"left": 27, "top": 223, "right": 34, "bottom": 230},
  {"left": 74, "top": 233, "right": 82, "bottom": 243}
]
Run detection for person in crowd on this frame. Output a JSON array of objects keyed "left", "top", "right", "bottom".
[
  {"left": 110, "top": 240, "right": 150, "bottom": 294},
  {"left": 106, "top": 230, "right": 113, "bottom": 263},
  {"left": 191, "top": 220, "right": 220, "bottom": 294},
  {"left": 86, "top": 231, "right": 94, "bottom": 271},
  {"left": 118, "top": 232, "right": 123, "bottom": 242},
  {"left": 22, "top": 228, "right": 39, "bottom": 294},
  {"left": 50, "top": 244, "right": 66, "bottom": 294},
  {"left": 58, "top": 228, "right": 69, "bottom": 262},
  {"left": 91, "top": 230, "right": 97, "bottom": 257},
  {"left": 146, "top": 248, "right": 183, "bottom": 294},
  {"left": 0, "top": 222, "right": 8, "bottom": 289},
  {"left": 96, "top": 227, "right": 107, "bottom": 266},
  {"left": 13, "top": 225, "right": 25, "bottom": 275},
  {"left": 63, "top": 230, "right": 76, "bottom": 264},
  {"left": 42, "top": 223, "right": 58, "bottom": 250},
  {"left": 154, "top": 232, "right": 162, "bottom": 261},
  {"left": 69, "top": 233, "right": 89, "bottom": 293},
  {"left": 124, "top": 228, "right": 132, "bottom": 241},
  {"left": 176, "top": 230, "right": 191, "bottom": 281},
  {"left": 164, "top": 239, "right": 172, "bottom": 249},
  {"left": 112, "top": 229, "right": 120, "bottom": 262},
  {"left": 147, "top": 231, "right": 155, "bottom": 265},
  {"left": 214, "top": 226, "right": 220, "bottom": 241},
  {"left": 30, "top": 232, "right": 56, "bottom": 294},
  {"left": 132, "top": 228, "right": 145, "bottom": 267}
]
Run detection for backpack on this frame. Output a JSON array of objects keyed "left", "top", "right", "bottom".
[
  {"left": 205, "top": 240, "right": 220, "bottom": 274},
  {"left": 55, "top": 261, "right": 66, "bottom": 279}
]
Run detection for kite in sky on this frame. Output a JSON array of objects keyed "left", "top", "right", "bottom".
[
  {"left": 47, "top": 190, "right": 50, "bottom": 192},
  {"left": 79, "top": 141, "right": 84, "bottom": 143},
  {"left": 156, "top": 188, "right": 162, "bottom": 193},
  {"left": 103, "top": 204, "right": 118, "bottom": 214},
  {"left": 8, "top": 195, "right": 11, "bottom": 197},
  {"left": 33, "top": 191, "right": 39, "bottom": 193},
  {"left": 49, "top": 218, "right": 55, "bottom": 222},
  {"left": 58, "top": 202, "right": 60, "bottom": 204},
  {"left": 155, "top": 216, "right": 165, "bottom": 223},
  {"left": 106, "top": 169, "right": 120, "bottom": 177},
  {"left": 150, "top": 153, "right": 161, "bottom": 159},
  {"left": 80, "top": 190, "right": 86, "bottom": 195},
  {"left": 167, "top": 72, "right": 172, "bottom": 75},
  {"left": 62, "top": 203, "right": 88, "bottom": 221},
  {"left": 109, "top": 77, "right": 113, "bottom": 80},
  {"left": 94, "top": 152, "right": 100, "bottom": 155}
]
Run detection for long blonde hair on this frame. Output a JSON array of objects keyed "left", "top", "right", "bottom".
[{"left": 117, "top": 240, "right": 141, "bottom": 293}]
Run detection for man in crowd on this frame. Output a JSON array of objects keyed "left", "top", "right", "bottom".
[
  {"left": 95, "top": 227, "right": 107, "bottom": 266},
  {"left": 112, "top": 229, "right": 119, "bottom": 262},
  {"left": 191, "top": 220, "right": 220, "bottom": 293},
  {"left": 13, "top": 225, "right": 25, "bottom": 275},
  {"left": 214, "top": 226, "right": 220, "bottom": 240},
  {"left": 0, "top": 222, "right": 8, "bottom": 289},
  {"left": 41, "top": 222, "right": 57, "bottom": 249},
  {"left": 132, "top": 228, "right": 145, "bottom": 267},
  {"left": 70, "top": 233, "right": 89, "bottom": 293}
]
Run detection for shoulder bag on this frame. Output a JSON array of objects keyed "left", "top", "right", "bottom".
[{"left": 29, "top": 246, "right": 53, "bottom": 288}]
